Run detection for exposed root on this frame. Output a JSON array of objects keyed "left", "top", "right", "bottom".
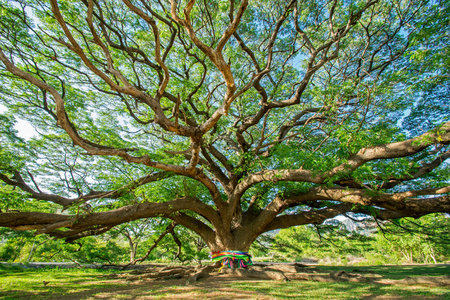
[
  {"left": 231, "top": 267, "right": 288, "bottom": 281},
  {"left": 109, "top": 265, "right": 195, "bottom": 281},
  {"left": 104, "top": 263, "right": 450, "bottom": 287},
  {"left": 185, "top": 265, "right": 218, "bottom": 285}
]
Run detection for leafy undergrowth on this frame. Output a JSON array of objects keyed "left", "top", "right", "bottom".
[{"left": 0, "top": 264, "right": 448, "bottom": 299}]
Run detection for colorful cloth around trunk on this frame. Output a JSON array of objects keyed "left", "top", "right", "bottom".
[{"left": 211, "top": 251, "right": 253, "bottom": 269}]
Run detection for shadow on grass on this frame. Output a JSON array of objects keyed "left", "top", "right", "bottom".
[
  {"left": 1, "top": 265, "right": 449, "bottom": 299},
  {"left": 230, "top": 280, "right": 450, "bottom": 300},
  {"left": 0, "top": 268, "right": 128, "bottom": 300},
  {"left": 316, "top": 264, "right": 450, "bottom": 280},
  {"left": 0, "top": 278, "right": 272, "bottom": 300}
]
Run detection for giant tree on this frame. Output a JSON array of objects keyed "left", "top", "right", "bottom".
[{"left": 0, "top": 0, "right": 449, "bottom": 255}]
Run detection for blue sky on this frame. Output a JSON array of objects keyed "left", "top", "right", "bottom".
[{"left": 0, "top": 104, "right": 37, "bottom": 139}]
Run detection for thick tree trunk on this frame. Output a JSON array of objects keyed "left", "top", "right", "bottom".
[{"left": 206, "top": 231, "right": 254, "bottom": 253}]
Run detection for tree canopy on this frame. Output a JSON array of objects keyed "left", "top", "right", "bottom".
[{"left": 0, "top": 0, "right": 449, "bottom": 252}]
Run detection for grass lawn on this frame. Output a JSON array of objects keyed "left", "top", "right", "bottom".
[{"left": 0, "top": 264, "right": 448, "bottom": 299}]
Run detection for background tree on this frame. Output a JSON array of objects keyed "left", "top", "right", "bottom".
[
  {"left": 0, "top": 0, "right": 449, "bottom": 254},
  {"left": 271, "top": 222, "right": 375, "bottom": 263},
  {"left": 269, "top": 214, "right": 450, "bottom": 264},
  {"left": 370, "top": 214, "right": 450, "bottom": 264},
  {"left": 113, "top": 219, "right": 159, "bottom": 263}
]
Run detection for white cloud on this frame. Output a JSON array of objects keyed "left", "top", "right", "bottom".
[
  {"left": 14, "top": 119, "right": 37, "bottom": 139},
  {"left": 1, "top": 104, "right": 37, "bottom": 139}
]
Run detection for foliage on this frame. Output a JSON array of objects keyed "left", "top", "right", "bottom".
[
  {"left": 271, "top": 224, "right": 373, "bottom": 264},
  {"left": 0, "top": 0, "right": 449, "bottom": 253},
  {"left": 0, "top": 228, "right": 35, "bottom": 262},
  {"left": 0, "top": 227, "right": 128, "bottom": 264},
  {"left": 0, "top": 221, "right": 209, "bottom": 265},
  {"left": 371, "top": 214, "right": 450, "bottom": 264},
  {"left": 270, "top": 214, "right": 450, "bottom": 265}
]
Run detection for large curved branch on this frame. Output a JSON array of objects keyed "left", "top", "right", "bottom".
[
  {"left": 216, "top": 0, "right": 249, "bottom": 55},
  {"left": 262, "top": 203, "right": 353, "bottom": 233},
  {"left": 327, "top": 121, "right": 450, "bottom": 177},
  {"left": 48, "top": 0, "right": 196, "bottom": 138},
  {"left": 301, "top": 186, "right": 450, "bottom": 212},
  {"left": 0, "top": 49, "right": 225, "bottom": 208},
  {"left": 0, "top": 196, "right": 219, "bottom": 239},
  {"left": 234, "top": 1, "right": 379, "bottom": 152},
  {"left": 277, "top": 185, "right": 450, "bottom": 222},
  {"left": 0, "top": 171, "right": 72, "bottom": 207},
  {"left": 234, "top": 121, "right": 450, "bottom": 200},
  {"left": 0, "top": 49, "right": 130, "bottom": 156},
  {"left": 120, "top": 0, "right": 170, "bottom": 99},
  {"left": 170, "top": 0, "right": 249, "bottom": 134},
  {"left": 233, "top": 1, "right": 295, "bottom": 151},
  {"left": 302, "top": 186, "right": 450, "bottom": 205},
  {"left": 240, "top": 182, "right": 450, "bottom": 240},
  {"left": 379, "top": 148, "right": 450, "bottom": 189},
  {"left": 49, "top": 0, "right": 132, "bottom": 93},
  {"left": 262, "top": 187, "right": 449, "bottom": 234},
  {"left": 169, "top": 212, "right": 216, "bottom": 247},
  {"left": 0, "top": 170, "right": 172, "bottom": 207},
  {"left": 199, "top": 146, "right": 231, "bottom": 189},
  {"left": 224, "top": 121, "right": 450, "bottom": 229}
]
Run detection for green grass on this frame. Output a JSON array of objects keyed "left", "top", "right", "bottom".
[
  {"left": 0, "top": 266, "right": 125, "bottom": 300},
  {"left": 0, "top": 264, "right": 448, "bottom": 299},
  {"left": 228, "top": 265, "right": 450, "bottom": 299},
  {"left": 229, "top": 280, "right": 449, "bottom": 299},
  {"left": 315, "top": 264, "right": 450, "bottom": 280}
]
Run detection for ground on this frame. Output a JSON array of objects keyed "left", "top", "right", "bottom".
[{"left": 0, "top": 264, "right": 449, "bottom": 299}]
